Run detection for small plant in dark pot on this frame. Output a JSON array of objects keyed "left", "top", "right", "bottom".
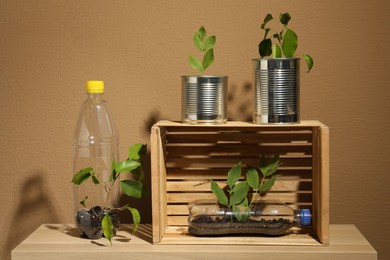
[
  {"left": 188, "top": 154, "right": 311, "bottom": 236},
  {"left": 182, "top": 26, "right": 228, "bottom": 124},
  {"left": 254, "top": 13, "right": 314, "bottom": 124},
  {"left": 71, "top": 144, "right": 146, "bottom": 245}
]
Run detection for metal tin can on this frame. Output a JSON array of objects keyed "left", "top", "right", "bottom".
[
  {"left": 182, "top": 75, "right": 228, "bottom": 124},
  {"left": 253, "top": 58, "right": 300, "bottom": 124}
]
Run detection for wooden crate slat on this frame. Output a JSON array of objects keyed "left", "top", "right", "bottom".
[
  {"left": 163, "top": 122, "right": 317, "bottom": 133},
  {"left": 166, "top": 192, "right": 312, "bottom": 204},
  {"left": 166, "top": 180, "right": 312, "bottom": 192},
  {"left": 166, "top": 132, "right": 313, "bottom": 144},
  {"left": 166, "top": 156, "right": 312, "bottom": 168},
  {"left": 167, "top": 216, "right": 188, "bottom": 226},
  {"left": 166, "top": 168, "right": 313, "bottom": 180},
  {"left": 166, "top": 143, "right": 313, "bottom": 156}
]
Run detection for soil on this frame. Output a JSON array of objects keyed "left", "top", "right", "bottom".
[
  {"left": 188, "top": 215, "right": 295, "bottom": 236},
  {"left": 75, "top": 206, "right": 120, "bottom": 239}
]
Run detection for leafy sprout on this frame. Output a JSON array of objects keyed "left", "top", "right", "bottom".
[
  {"left": 71, "top": 143, "right": 147, "bottom": 245},
  {"left": 210, "top": 154, "right": 280, "bottom": 222},
  {"left": 188, "top": 26, "right": 216, "bottom": 74},
  {"left": 259, "top": 13, "right": 314, "bottom": 73}
]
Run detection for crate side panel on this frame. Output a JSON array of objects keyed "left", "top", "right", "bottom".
[
  {"left": 313, "top": 125, "right": 329, "bottom": 245},
  {"left": 151, "top": 125, "right": 167, "bottom": 243}
]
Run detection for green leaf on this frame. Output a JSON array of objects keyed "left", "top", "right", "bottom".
[
  {"left": 79, "top": 195, "right": 88, "bottom": 208},
  {"left": 260, "top": 154, "right": 268, "bottom": 176},
  {"left": 131, "top": 166, "right": 145, "bottom": 182},
  {"left": 282, "top": 28, "right": 298, "bottom": 57},
  {"left": 127, "top": 206, "right": 141, "bottom": 234},
  {"left": 193, "top": 32, "right": 203, "bottom": 51},
  {"left": 260, "top": 154, "right": 280, "bottom": 176},
  {"left": 279, "top": 13, "right": 291, "bottom": 26},
  {"left": 210, "top": 180, "right": 228, "bottom": 206},
  {"left": 202, "top": 36, "right": 216, "bottom": 51},
  {"left": 233, "top": 205, "right": 243, "bottom": 221},
  {"left": 202, "top": 48, "right": 214, "bottom": 71},
  {"left": 113, "top": 160, "right": 141, "bottom": 173},
  {"left": 198, "top": 26, "right": 206, "bottom": 41},
  {"left": 71, "top": 167, "right": 93, "bottom": 185},
  {"left": 91, "top": 175, "right": 100, "bottom": 184},
  {"left": 128, "top": 144, "right": 147, "bottom": 160},
  {"left": 303, "top": 54, "right": 314, "bottom": 73},
  {"left": 227, "top": 162, "right": 242, "bottom": 189},
  {"left": 102, "top": 214, "right": 113, "bottom": 246},
  {"left": 259, "top": 175, "right": 278, "bottom": 192},
  {"left": 261, "top": 14, "right": 273, "bottom": 29},
  {"left": 110, "top": 168, "right": 118, "bottom": 182},
  {"left": 259, "top": 38, "right": 272, "bottom": 57},
  {"left": 246, "top": 167, "right": 259, "bottom": 190},
  {"left": 188, "top": 55, "right": 203, "bottom": 72},
  {"left": 120, "top": 180, "right": 144, "bottom": 199},
  {"left": 272, "top": 44, "right": 282, "bottom": 58},
  {"left": 230, "top": 181, "right": 249, "bottom": 206},
  {"left": 266, "top": 154, "right": 280, "bottom": 176}
]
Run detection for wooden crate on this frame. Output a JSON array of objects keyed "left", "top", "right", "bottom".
[{"left": 150, "top": 121, "right": 329, "bottom": 245}]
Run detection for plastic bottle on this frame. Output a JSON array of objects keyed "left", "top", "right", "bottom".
[
  {"left": 188, "top": 200, "right": 311, "bottom": 236},
  {"left": 72, "top": 81, "right": 119, "bottom": 238}
]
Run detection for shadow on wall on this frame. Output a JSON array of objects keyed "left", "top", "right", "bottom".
[
  {"left": 4, "top": 172, "right": 59, "bottom": 260},
  {"left": 228, "top": 81, "right": 253, "bottom": 122},
  {"left": 142, "top": 110, "right": 163, "bottom": 138}
]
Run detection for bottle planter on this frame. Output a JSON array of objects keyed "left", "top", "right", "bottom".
[
  {"left": 73, "top": 181, "right": 120, "bottom": 239},
  {"left": 75, "top": 206, "right": 120, "bottom": 239},
  {"left": 182, "top": 75, "right": 228, "bottom": 125},
  {"left": 188, "top": 200, "right": 311, "bottom": 236},
  {"left": 253, "top": 58, "right": 300, "bottom": 124},
  {"left": 73, "top": 177, "right": 120, "bottom": 239}
]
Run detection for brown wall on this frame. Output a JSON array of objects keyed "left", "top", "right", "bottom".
[{"left": 1, "top": 0, "right": 389, "bottom": 259}]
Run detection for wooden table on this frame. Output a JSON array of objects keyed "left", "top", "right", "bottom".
[{"left": 12, "top": 224, "right": 377, "bottom": 260}]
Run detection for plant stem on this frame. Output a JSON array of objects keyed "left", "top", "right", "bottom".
[
  {"left": 104, "top": 169, "right": 120, "bottom": 204},
  {"left": 249, "top": 176, "right": 266, "bottom": 207}
]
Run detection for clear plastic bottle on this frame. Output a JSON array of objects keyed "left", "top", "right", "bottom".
[
  {"left": 72, "top": 81, "right": 119, "bottom": 238},
  {"left": 188, "top": 200, "right": 311, "bottom": 236}
]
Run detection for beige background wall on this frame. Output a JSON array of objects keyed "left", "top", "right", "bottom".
[{"left": 1, "top": 0, "right": 389, "bottom": 259}]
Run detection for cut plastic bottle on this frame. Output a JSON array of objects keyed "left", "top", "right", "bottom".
[
  {"left": 72, "top": 81, "right": 119, "bottom": 238},
  {"left": 188, "top": 200, "right": 311, "bottom": 236}
]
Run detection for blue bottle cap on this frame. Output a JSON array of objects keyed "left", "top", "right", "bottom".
[{"left": 299, "top": 209, "right": 311, "bottom": 226}]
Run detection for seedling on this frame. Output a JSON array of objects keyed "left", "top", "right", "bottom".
[
  {"left": 71, "top": 143, "right": 147, "bottom": 245},
  {"left": 210, "top": 154, "right": 280, "bottom": 222},
  {"left": 188, "top": 26, "right": 216, "bottom": 74},
  {"left": 258, "top": 13, "right": 314, "bottom": 72}
]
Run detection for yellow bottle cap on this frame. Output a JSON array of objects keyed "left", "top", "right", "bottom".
[{"left": 86, "top": 80, "right": 104, "bottom": 93}]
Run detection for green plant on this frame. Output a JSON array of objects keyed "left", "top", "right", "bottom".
[
  {"left": 210, "top": 154, "right": 280, "bottom": 222},
  {"left": 71, "top": 143, "right": 147, "bottom": 245},
  {"left": 188, "top": 26, "right": 216, "bottom": 74},
  {"left": 259, "top": 13, "right": 314, "bottom": 72}
]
